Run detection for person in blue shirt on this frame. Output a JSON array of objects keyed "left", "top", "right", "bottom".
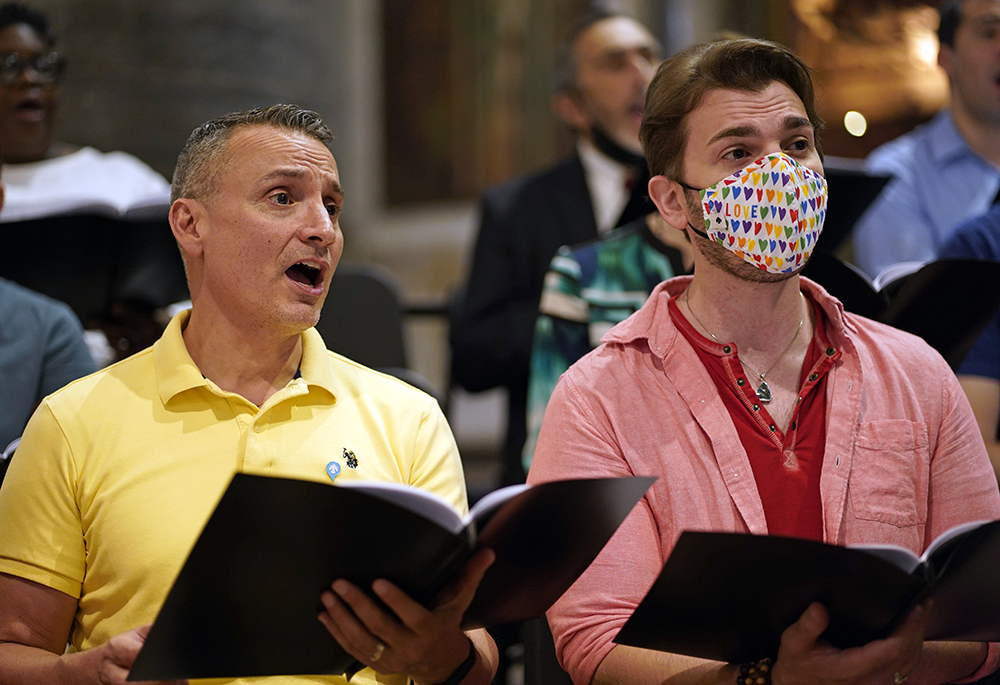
[
  {"left": 852, "top": 0, "right": 1000, "bottom": 280},
  {"left": 939, "top": 202, "right": 1000, "bottom": 478},
  {"left": 0, "top": 277, "right": 94, "bottom": 451},
  {"left": 0, "top": 164, "right": 95, "bottom": 479}
]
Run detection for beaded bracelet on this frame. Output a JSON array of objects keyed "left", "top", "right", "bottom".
[{"left": 738, "top": 657, "right": 773, "bottom": 685}]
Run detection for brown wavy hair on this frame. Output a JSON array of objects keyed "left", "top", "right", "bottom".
[{"left": 639, "top": 38, "right": 824, "bottom": 182}]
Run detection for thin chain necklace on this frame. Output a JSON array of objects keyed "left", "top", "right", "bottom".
[{"left": 685, "top": 288, "right": 804, "bottom": 404}]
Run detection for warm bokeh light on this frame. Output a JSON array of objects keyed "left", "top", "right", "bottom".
[
  {"left": 913, "top": 32, "right": 939, "bottom": 67},
  {"left": 844, "top": 111, "right": 868, "bottom": 137},
  {"left": 790, "top": 1, "right": 948, "bottom": 156}
]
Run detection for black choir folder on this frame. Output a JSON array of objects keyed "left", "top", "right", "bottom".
[
  {"left": 614, "top": 521, "right": 1000, "bottom": 664},
  {"left": 128, "top": 473, "right": 653, "bottom": 681}
]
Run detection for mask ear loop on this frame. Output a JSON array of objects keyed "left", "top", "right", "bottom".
[{"left": 676, "top": 180, "right": 713, "bottom": 241}]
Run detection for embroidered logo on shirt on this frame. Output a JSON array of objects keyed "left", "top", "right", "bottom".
[
  {"left": 326, "top": 461, "right": 342, "bottom": 483},
  {"left": 343, "top": 448, "right": 358, "bottom": 469}
]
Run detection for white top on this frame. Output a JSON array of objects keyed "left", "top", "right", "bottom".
[
  {"left": 577, "top": 138, "right": 631, "bottom": 235},
  {"left": 0, "top": 146, "right": 171, "bottom": 223}
]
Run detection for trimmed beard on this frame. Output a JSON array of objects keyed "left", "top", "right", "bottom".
[{"left": 682, "top": 188, "right": 798, "bottom": 284}]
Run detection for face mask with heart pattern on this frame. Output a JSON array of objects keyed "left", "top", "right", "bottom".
[{"left": 681, "top": 152, "right": 828, "bottom": 275}]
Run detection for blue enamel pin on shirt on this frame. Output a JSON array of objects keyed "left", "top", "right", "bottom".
[{"left": 326, "top": 461, "right": 342, "bottom": 483}]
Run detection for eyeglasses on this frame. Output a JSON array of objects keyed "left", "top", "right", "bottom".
[{"left": 0, "top": 51, "right": 65, "bottom": 86}]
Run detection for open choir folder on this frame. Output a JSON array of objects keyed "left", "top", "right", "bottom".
[
  {"left": 128, "top": 473, "right": 653, "bottom": 680},
  {"left": 800, "top": 255, "right": 1000, "bottom": 368},
  {"left": 614, "top": 521, "right": 1000, "bottom": 664}
]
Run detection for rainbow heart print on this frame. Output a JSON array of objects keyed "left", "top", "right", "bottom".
[{"left": 698, "top": 152, "right": 828, "bottom": 275}]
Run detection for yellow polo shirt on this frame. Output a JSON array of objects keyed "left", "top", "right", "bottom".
[{"left": 0, "top": 311, "right": 467, "bottom": 685}]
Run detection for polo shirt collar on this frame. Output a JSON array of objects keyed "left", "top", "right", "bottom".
[
  {"left": 154, "top": 310, "right": 338, "bottom": 405},
  {"left": 154, "top": 310, "right": 208, "bottom": 404},
  {"left": 298, "top": 326, "right": 338, "bottom": 397}
]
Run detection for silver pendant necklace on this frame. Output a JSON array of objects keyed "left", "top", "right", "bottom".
[{"left": 684, "top": 288, "right": 804, "bottom": 404}]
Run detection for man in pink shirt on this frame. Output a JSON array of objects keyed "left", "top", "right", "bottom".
[{"left": 527, "top": 38, "right": 1000, "bottom": 685}]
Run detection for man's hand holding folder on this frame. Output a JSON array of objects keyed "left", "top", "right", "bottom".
[{"left": 319, "top": 549, "right": 497, "bottom": 685}]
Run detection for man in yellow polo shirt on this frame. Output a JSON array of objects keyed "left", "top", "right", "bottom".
[{"left": 0, "top": 104, "right": 498, "bottom": 685}]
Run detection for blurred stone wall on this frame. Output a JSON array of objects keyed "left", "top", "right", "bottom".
[{"left": 32, "top": 0, "right": 351, "bottom": 182}]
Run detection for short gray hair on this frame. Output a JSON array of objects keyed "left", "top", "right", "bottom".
[{"left": 171, "top": 104, "right": 333, "bottom": 203}]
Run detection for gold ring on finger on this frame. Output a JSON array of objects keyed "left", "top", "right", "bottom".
[{"left": 371, "top": 641, "right": 385, "bottom": 663}]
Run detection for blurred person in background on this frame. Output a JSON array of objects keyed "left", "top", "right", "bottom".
[
  {"left": 521, "top": 211, "right": 692, "bottom": 469},
  {"left": 852, "top": 0, "right": 1000, "bottom": 279},
  {"left": 938, "top": 203, "right": 1000, "bottom": 478},
  {"left": 450, "top": 2, "right": 661, "bottom": 487},
  {"left": 0, "top": 2, "right": 168, "bottom": 223},
  {"left": 0, "top": 3, "right": 181, "bottom": 370},
  {"left": 0, "top": 166, "right": 94, "bottom": 483}
]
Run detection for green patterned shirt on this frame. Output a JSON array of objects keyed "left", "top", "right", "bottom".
[{"left": 523, "top": 219, "right": 683, "bottom": 469}]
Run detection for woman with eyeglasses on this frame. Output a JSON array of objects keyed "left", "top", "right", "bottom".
[{"left": 0, "top": 2, "right": 169, "bottom": 225}]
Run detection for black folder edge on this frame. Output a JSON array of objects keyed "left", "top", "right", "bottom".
[
  {"left": 128, "top": 473, "right": 655, "bottom": 681},
  {"left": 816, "top": 164, "right": 892, "bottom": 253},
  {"left": 613, "top": 524, "right": 1000, "bottom": 664},
  {"left": 613, "top": 531, "right": 924, "bottom": 663},
  {"left": 802, "top": 255, "right": 1000, "bottom": 369}
]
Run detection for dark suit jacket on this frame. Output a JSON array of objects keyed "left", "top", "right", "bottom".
[{"left": 449, "top": 157, "right": 603, "bottom": 485}]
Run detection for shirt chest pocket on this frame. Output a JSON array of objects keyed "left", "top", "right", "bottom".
[{"left": 848, "top": 420, "right": 930, "bottom": 528}]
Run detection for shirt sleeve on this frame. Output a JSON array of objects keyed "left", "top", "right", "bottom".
[
  {"left": 406, "top": 394, "right": 469, "bottom": 517},
  {"left": 930, "top": 361, "right": 1000, "bottom": 681},
  {"left": 954, "top": 314, "right": 1000, "bottom": 381},
  {"left": 0, "top": 400, "right": 86, "bottom": 598},
  {"left": 39, "top": 303, "right": 97, "bottom": 398},
  {"left": 523, "top": 252, "right": 591, "bottom": 472},
  {"left": 937, "top": 220, "right": 994, "bottom": 261},
  {"left": 527, "top": 373, "right": 664, "bottom": 684},
  {"left": 938, "top": 214, "right": 1000, "bottom": 380},
  {"left": 926, "top": 355, "right": 1000, "bottom": 539},
  {"left": 853, "top": 157, "right": 939, "bottom": 280}
]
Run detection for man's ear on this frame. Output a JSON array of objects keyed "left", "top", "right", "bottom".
[
  {"left": 169, "top": 198, "right": 207, "bottom": 260},
  {"left": 938, "top": 44, "right": 953, "bottom": 77},
  {"left": 648, "top": 175, "right": 693, "bottom": 232},
  {"left": 553, "top": 90, "right": 591, "bottom": 132}
]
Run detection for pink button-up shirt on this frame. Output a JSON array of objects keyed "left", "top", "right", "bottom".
[{"left": 528, "top": 275, "right": 1000, "bottom": 684}]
